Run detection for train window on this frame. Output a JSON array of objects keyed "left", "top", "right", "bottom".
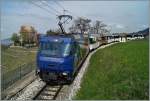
[
  {"left": 39, "top": 42, "right": 71, "bottom": 57},
  {"left": 63, "top": 43, "right": 71, "bottom": 57},
  {"left": 90, "top": 37, "right": 97, "bottom": 44}
]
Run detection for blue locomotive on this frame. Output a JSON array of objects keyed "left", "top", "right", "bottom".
[{"left": 36, "top": 34, "right": 89, "bottom": 83}]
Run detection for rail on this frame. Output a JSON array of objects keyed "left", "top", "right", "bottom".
[{"left": 33, "top": 85, "right": 63, "bottom": 100}]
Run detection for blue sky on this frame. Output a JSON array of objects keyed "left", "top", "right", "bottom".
[{"left": 1, "top": 0, "right": 149, "bottom": 39}]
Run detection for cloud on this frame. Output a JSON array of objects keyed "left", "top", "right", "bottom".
[
  {"left": 116, "top": 24, "right": 124, "bottom": 29},
  {"left": 1, "top": 0, "right": 149, "bottom": 39},
  {"left": 107, "top": 23, "right": 124, "bottom": 29},
  {"left": 141, "top": 24, "right": 148, "bottom": 28}
]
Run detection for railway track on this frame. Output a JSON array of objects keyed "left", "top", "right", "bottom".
[
  {"left": 3, "top": 72, "right": 37, "bottom": 100},
  {"left": 33, "top": 84, "right": 63, "bottom": 100},
  {"left": 6, "top": 42, "right": 118, "bottom": 100}
]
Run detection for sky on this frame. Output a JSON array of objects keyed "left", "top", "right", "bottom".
[{"left": 0, "top": 0, "right": 149, "bottom": 39}]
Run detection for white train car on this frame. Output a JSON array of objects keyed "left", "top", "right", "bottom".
[
  {"left": 89, "top": 34, "right": 100, "bottom": 51},
  {"left": 118, "top": 36, "right": 127, "bottom": 42},
  {"left": 138, "top": 34, "right": 144, "bottom": 39},
  {"left": 107, "top": 36, "right": 114, "bottom": 43},
  {"left": 126, "top": 35, "right": 133, "bottom": 40},
  {"left": 133, "top": 34, "right": 144, "bottom": 39},
  {"left": 126, "top": 34, "right": 144, "bottom": 41},
  {"left": 113, "top": 35, "right": 120, "bottom": 42}
]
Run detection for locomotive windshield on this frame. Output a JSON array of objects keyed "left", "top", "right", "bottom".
[{"left": 39, "top": 41, "right": 71, "bottom": 57}]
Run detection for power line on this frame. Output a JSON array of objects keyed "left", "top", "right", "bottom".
[
  {"left": 7, "top": 1, "right": 56, "bottom": 20},
  {"left": 30, "top": 1, "right": 58, "bottom": 16},
  {"left": 39, "top": 0, "right": 61, "bottom": 15},
  {"left": 53, "top": 1, "right": 65, "bottom": 10},
  {"left": 53, "top": 1, "right": 79, "bottom": 19},
  {"left": 31, "top": 0, "right": 79, "bottom": 21},
  {"left": 53, "top": 1, "right": 71, "bottom": 15},
  {"left": 53, "top": 1, "right": 74, "bottom": 16}
]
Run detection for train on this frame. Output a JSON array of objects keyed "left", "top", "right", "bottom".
[
  {"left": 36, "top": 33, "right": 89, "bottom": 83},
  {"left": 36, "top": 33, "right": 144, "bottom": 84}
]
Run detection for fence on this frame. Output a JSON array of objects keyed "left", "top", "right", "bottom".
[{"left": 1, "top": 61, "right": 36, "bottom": 91}]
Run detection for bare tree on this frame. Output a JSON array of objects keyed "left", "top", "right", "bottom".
[
  {"left": 93, "top": 20, "right": 107, "bottom": 35},
  {"left": 69, "top": 24, "right": 77, "bottom": 33},
  {"left": 69, "top": 17, "right": 91, "bottom": 34}
]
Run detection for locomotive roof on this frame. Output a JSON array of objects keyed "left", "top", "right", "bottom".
[{"left": 39, "top": 34, "right": 75, "bottom": 43}]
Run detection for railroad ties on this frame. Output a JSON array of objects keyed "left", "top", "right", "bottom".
[{"left": 34, "top": 85, "right": 63, "bottom": 100}]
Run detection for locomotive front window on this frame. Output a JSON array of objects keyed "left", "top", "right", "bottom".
[{"left": 39, "top": 42, "right": 71, "bottom": 57}]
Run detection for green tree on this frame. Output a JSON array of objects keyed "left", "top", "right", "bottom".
[
  {"left": 11, "top": 33, "right": 19, "bottom": 45},
  {"left": 47, "top": 29, "right": 55, "bottom": 35},
  {"left": 46, "top": 29, "right": 60, "bottom": 35},
  {"left": 21, "top": 32, "right": 28, "bottom": 43}
]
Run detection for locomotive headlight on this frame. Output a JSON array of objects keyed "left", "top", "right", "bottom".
[
  {"left": 62, "top": 72, "right": 67, "bottom": 76},
  {"left": 36, "top": 69, "right": 40, "bottom": 75}
]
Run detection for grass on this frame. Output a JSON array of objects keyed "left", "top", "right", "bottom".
[
  {"left": 1, "top": 46, "right": 37, "bottom": 91},
  {"left": 1, "top": 46, "right": 37, "bottom": 73},
  {"left": 75, "top": 39, "right": 149, "bottom": 100}
]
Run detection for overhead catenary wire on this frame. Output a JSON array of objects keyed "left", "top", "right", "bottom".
[
  {"left": 39, "top": 0, "right": 61, "bottom": 15},
  {"left": 52, "top": 1, "right": 79, "bottom": 19},
  {"left": 52, "top": 1, "right": 74, "bottom": 16},
  {"left": 6, "top": 1, "right": 56, "bottom": 20},
  {"left": 30, "top": 1, "right": 58, "bottom": 17},
  {"left": 53, "top": 1, "right": 65, "bottom": 10},
  {"left": 50, "top": 1, "right": 72, "bottom": 31},
  {"left": 29, "top": 0, "right": 84, "bottom": 29},
  {"left": 29, "top": 0, "right": 72, "bottom": 32}
]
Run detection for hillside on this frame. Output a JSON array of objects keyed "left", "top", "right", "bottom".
[{"left": 130, "top": 28, "right": 149, "bottom": 36}]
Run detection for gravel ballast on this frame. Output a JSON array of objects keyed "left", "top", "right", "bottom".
[{"left": 11, "top": 78, "right": 46, "bottom": 100}]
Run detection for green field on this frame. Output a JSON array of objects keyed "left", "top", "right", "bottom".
[
  {"left": 75, "top": 39, "right": 149, "bottom": 100},
  {"left": 1, "top": 46, "right": 37, "bottom": 73}
]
